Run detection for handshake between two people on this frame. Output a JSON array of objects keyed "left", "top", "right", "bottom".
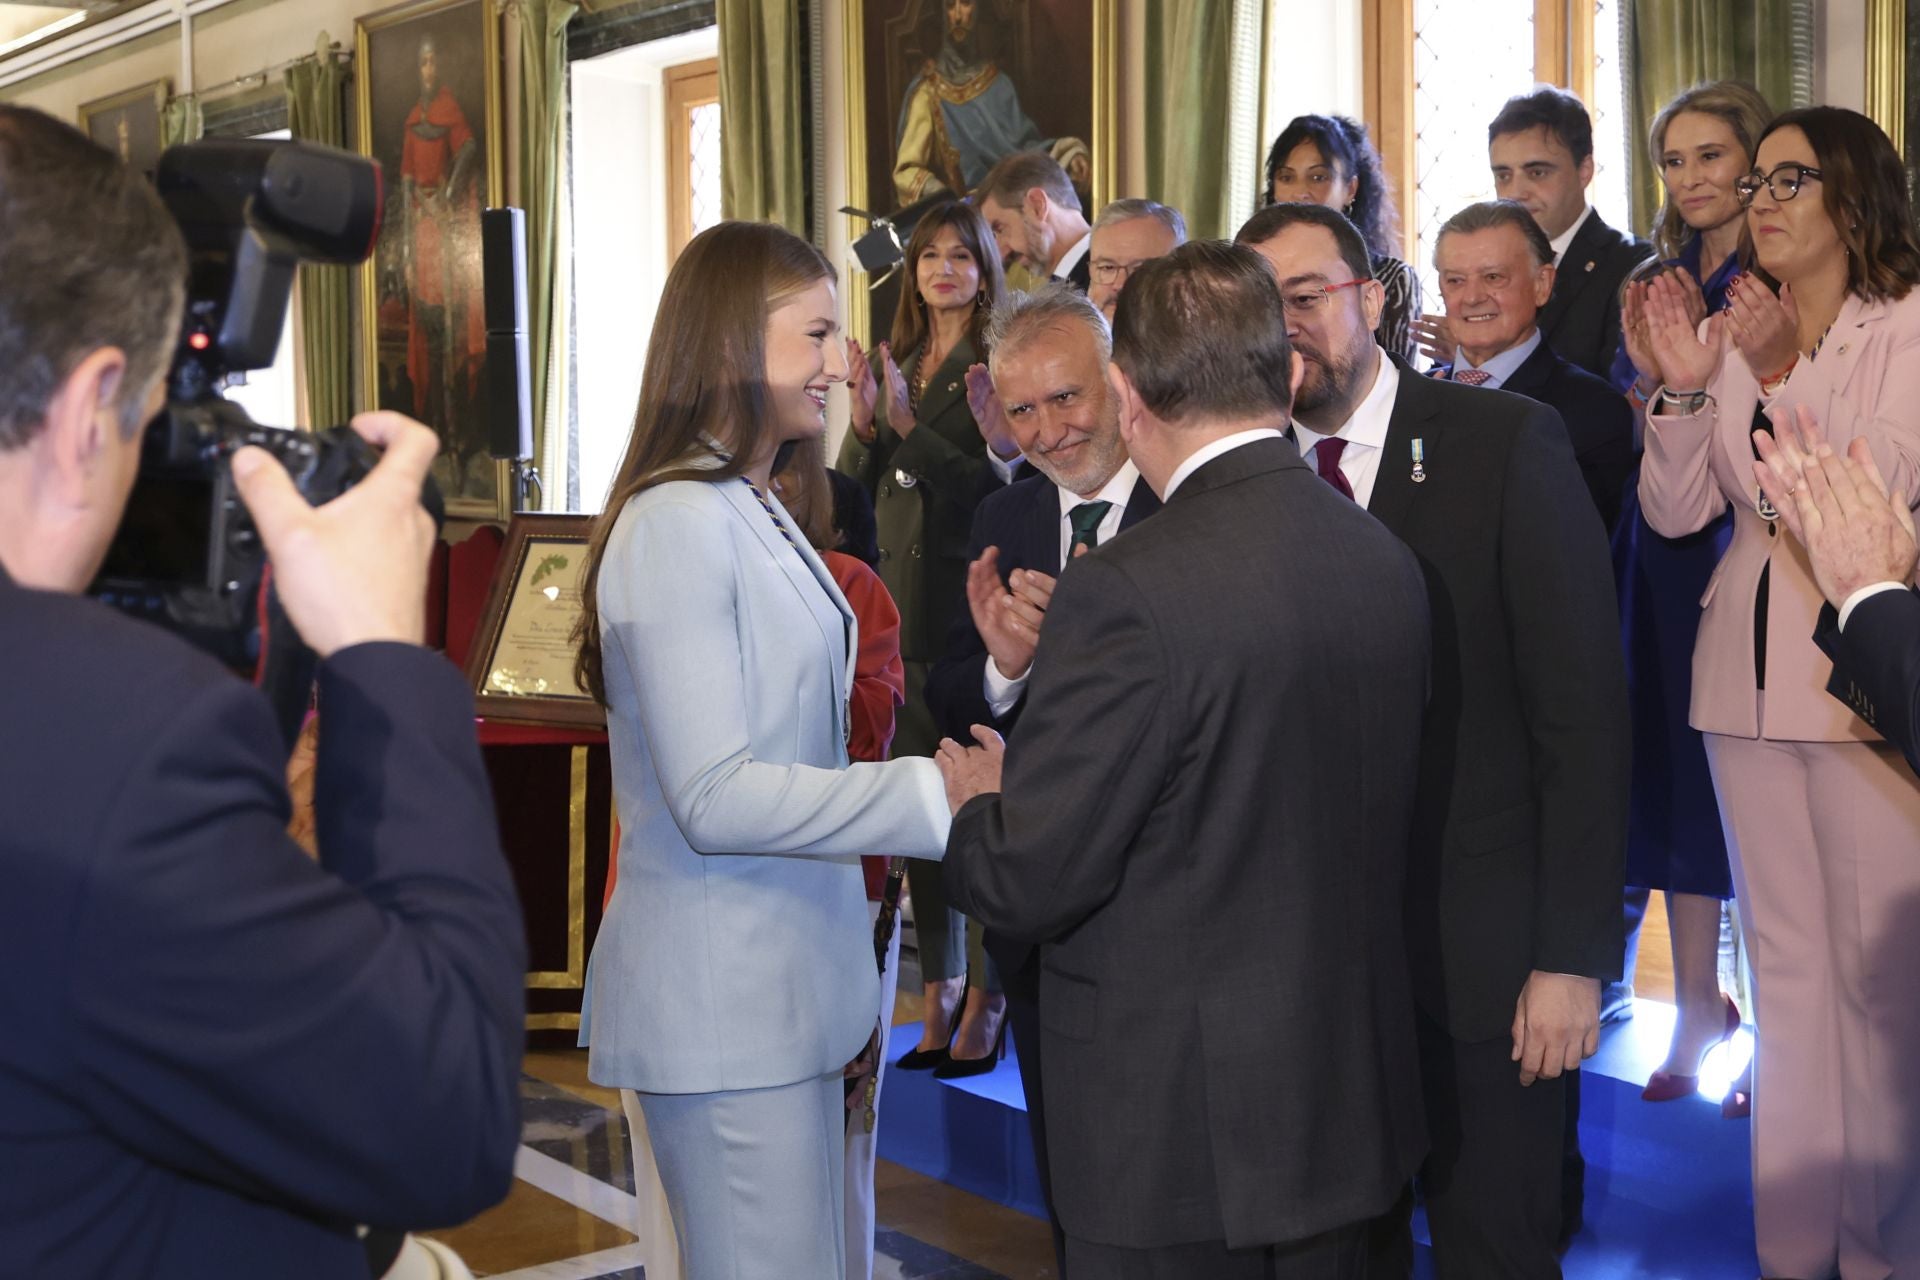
[{"left": 227, "top": 410, "right": 441, "bottom": 660}]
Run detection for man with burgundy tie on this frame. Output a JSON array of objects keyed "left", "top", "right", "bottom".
[
  {"left": 1237, "top": 201, "right": 1628, "bottom": 1279},
  {"left": 923, "top": 281, "right": 1161, "bottom": 1273},
  {"left": 937, "top": 242, "right": 1433, "bottom": 1278},
  {"left": 1430, "top": 200, "right": 1632, "bottom": 531}
]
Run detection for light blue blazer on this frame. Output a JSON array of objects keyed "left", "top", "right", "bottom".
[{"left": 581, "top": 473, "right": 950, "bottom": 1095}]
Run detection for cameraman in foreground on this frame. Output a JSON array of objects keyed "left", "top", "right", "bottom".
[{"left": 0, "top": 106, "right": 526, "bottom": 1278}]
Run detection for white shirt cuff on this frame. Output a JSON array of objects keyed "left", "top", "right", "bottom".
[
  {"left": 987, "top": 449, "right": 1024, "bottom": 485},
  {"left": 1838, "top": 582, "right": 1909, "bottom": 632},
  {"left": 983, "top": 657, "right": 1029, "bottom": 718}
]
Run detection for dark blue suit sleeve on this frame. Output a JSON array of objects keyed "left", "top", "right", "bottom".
[
  {"left": 1817, "top": 590, "right": 1920, "bottom": 777},
  {"left": 64, "top": 643, "right": 526, "bottom": 1230},
  {"left": 924, "top": 495, "right": 1024, "bottom": 739}
]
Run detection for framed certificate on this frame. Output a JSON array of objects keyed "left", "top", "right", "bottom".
[{"left": 465, "top": 514, "right": 604, "bottom": 728}]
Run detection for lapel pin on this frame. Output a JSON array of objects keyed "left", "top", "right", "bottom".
[
  {"left": 1411, "top": 438, "right": 1427, "bottom": 484},
  {"left": 894, "top": 467, "right": 918, "bottom": 489},
  {"left": 1585, "top": 260, "right": 1596, "bottom": 272}
]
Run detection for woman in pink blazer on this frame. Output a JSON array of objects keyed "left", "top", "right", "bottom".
[{"left": 1641, "top": 106, "right": 1920, "bottom": 1278}]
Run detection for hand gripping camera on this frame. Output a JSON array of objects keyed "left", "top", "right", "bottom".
[{"left": 92, "top": 138, "right": 443, "bottom": 743}]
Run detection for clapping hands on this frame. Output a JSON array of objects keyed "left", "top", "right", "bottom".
[
  {"left": 966, "top": 364, "right": 1020, "bottom": 460},
  {"left": 1753, "top": 406, "right": 1919, "bottom": 608}
]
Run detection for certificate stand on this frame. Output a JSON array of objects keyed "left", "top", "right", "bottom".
[{"left": 454, "top": 514, "right": 612, "bottom": 1038}]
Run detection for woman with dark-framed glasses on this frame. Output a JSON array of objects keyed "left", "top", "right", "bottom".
[{"left": 1637, "top": 105, "right": 1920, "bottom": 1276}]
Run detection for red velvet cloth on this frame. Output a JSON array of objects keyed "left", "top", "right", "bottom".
[{"left": 826, "top": 551, "right": 907, "bottom": 902}]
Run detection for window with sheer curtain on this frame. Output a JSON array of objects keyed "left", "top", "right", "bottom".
[{"left": 1385, "top": 0, "right": 1634, "bottom": 306}]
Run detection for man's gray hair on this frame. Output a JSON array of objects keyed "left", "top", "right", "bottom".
[
  {"left": 1092, "top": 198, "right": 1188, "bottom": 244},
  {"left": 985, "top": 281, "right": 1111, "bottom": 374}
]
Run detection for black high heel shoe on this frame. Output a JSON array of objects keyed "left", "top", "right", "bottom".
[
  {"left": 895, "top": 1017, "right": 958, "bottom": 1071},
  {"left": 933, "top": 1019, "right": 1008, "bottom": 1080}
]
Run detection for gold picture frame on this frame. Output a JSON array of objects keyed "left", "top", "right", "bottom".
[
  {"left": 355, "top": 0, "right": 509, "bottom": 521},
  {"left": 78, "top": 78, "right": 170, "bottom": 178},
  {"left": 842, "top": 0, "right": 1117, "bottom": 344},
  {"left": 1867, "top": 0, "right": 1908, "bottom": 158},
  {"left": 463, "top": 513, "right": 606, "bottom": 730}
]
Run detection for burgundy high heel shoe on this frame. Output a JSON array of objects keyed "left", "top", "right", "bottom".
[{"left": 1641, "top": 993, "right": 1742, "bottom": 1103}]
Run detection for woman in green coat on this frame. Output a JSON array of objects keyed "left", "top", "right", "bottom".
[{"left": 837, "top": 199, "right": 1014, "bottom": 1072}]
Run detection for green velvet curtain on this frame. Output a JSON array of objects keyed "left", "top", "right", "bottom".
[
  {"left": 511, "top": 0, "right": 578, "bottom": 485},
  {"left": 716, "top": 0, "right": 806, "bottom": 231},
  {"left": 1627, "top": 0, "right": 1806, "bottom": 234},
  {"left": 1144, "top": 2, "right": 1239, "bottom": 241},
  {"left": 285, "top": 36, "right": 351, "bottom": 429},
  {"left": 161, "top": 95, "right": 202, "bottom": 147}
]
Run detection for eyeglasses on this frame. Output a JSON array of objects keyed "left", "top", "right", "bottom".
[
  {"left": 1090, "top": 258, "right": 1152, "bottom": 285},
  {"left": 1278, "top": 277, "right": 1370, "bottom": 316},
  {"left": 1736, "top": 163, "right": 1823, "bottom": 206}
]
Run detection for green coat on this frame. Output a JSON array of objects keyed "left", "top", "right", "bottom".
[{"left": 835, "top": 337, "right": 997, "bottom": 663}]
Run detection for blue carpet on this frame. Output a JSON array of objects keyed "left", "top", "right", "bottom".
[{"left": 879, "top": 1002, "right": 1760, "bottom": 1278}]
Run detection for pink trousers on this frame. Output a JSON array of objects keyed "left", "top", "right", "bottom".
[{"left": 1706, "top": 730, "right": 1920, "bottom": 1279}]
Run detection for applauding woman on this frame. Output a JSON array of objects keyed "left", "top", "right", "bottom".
[
  {"left": 576, "top": 221, "right": 950, "bottom": 1280},
  {"left": 837, "top": 200, "right": 1012, "bottom": 1075},
  {"left": 1612, "top": 80, "right": 1772, "bottom": 1110},
  {"left": 1637, "top": 106, "right": 1920, "bottom": 1277}
]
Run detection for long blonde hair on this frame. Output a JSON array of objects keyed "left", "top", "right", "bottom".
[
  {"left": 573, "top": 221, "right": 834, "bottom": 705},
  {"left": 1647, "top": 81, "right": 1774, "bottom": 259}
]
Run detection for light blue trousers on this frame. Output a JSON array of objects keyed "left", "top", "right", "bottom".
[{"left": 635, "top": 1072, "right": 847, "bottom": 1280}]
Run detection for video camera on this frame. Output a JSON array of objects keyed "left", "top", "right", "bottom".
[{"left": 91, "top": 138, "right": 442, "bottom": 742}]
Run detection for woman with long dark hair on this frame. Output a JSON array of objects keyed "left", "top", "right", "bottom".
[
  {"left": 836, "top": 199, "right": 1013, "bottom": 1076},
  {"left": 575, "top": 221, "right": 950, "bottom": 1280},
  {"left": 1640, "top": 106, "right": 1920, "bottom": 1274},
  {"left": 1263, "top": 113, "right": 1421, "bottom": 361}
]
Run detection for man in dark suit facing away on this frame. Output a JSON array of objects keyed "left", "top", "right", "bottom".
[
  {"left": 923, "top": 281, "right": 1162, "bottom": 1271},
  {"left": 1238, "top": 200, "right": 1628, "bottom": 1279},
  {"left": 1428, "top": 199, "right": 1633, "bottom": 531},
  {"left": 0, "top": 106, "right": 526, "bottom": 1279},
  {"left": 938, "top": 241, "right": 1434, "bottom": 1279}
]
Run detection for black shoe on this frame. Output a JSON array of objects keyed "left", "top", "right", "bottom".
[
  {"left": 895, "top": 1019, "right": 958, "bottom": 1071},
  {"left": 933, "top": 1021, "right": 1008, "bottom": 1079}
]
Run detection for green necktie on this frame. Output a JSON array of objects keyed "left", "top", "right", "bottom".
[{"left": 1067, "top": 500, "right": 1113, "bottom": 555}]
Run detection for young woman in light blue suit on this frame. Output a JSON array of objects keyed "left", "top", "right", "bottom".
[{"left": 573, "top": 222, "right": 952, "bottom": 1279}]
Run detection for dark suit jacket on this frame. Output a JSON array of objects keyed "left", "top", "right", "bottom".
[
  {"left": 1817, "top": 589, "right": 1920, "bottom": 776},
  {"left": 1367, "top": 361, "right": 1630, "bottom": 1042},
  {"left": 1063, "top": 251, "right": 1091, "bottom": 292},
  {"left": 0, "top": 570, "right": 527, "bottom": 1278},
  {"left": 1539, "top": 210, "right": 1654, "bottom": 381},
  {"left": 924, "top": 468, "right": 1161, "bottom": 990},
  {"left": 924, "top": 468, "right": 1162, "bottom": 742},
  {"left": 836, "top": 337, "right": 1001, "bottom": 662},
  {"left": 943, "top": 439, "right": 1432, "bottom": 1250},
  {"left": 1436, "top": 339, "right": 1634, "bottom": 531}
]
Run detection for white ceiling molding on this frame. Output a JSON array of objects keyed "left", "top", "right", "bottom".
[{"left": 0, "top": 0, "right": 239, "bottom": 92}]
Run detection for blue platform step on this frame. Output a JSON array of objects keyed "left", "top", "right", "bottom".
[{"left": 878, "top": 1002, "right": 1760, "bottom": 1279}]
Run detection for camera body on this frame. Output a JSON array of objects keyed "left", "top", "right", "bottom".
[
  {"left": 95, "top": 401, "right": 380, "bottom": 666},
  {"left": 91, "top": 137, "right": 418, "bottom": 677}
]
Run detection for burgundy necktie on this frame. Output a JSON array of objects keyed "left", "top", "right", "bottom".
[
  {"left": 1454, "top": 368, "right": 1492, "bottom": 386},
  {"left": 1314, "top": 437, "right": 1355, "bottom": 501}
]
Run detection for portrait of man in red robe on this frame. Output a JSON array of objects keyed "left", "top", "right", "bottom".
[{"left": 382, "top": 33, "right": 489, "bottom": 502}]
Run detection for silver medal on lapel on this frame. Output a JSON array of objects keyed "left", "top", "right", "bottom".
[
  {"left": 894, "top": 467, "right": 918, "bottom": 490},
  {"left": 1411, "top": 438, "right": 1427, "bottom": 484}
]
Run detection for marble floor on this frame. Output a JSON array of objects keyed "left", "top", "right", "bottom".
[{"left": 424, "top": 900, "right": 1681, "bottom": 1279}]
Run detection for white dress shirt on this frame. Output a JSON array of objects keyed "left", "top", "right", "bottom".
[
  {"left": 1549, "top": 205, "right": 1593, "bottom": 266},
  {"left": 1448, "top": 328, "right": 1542, "bottom": 391},
  {"left": 982, "top": 459, "right": 1142, "bottom": 715},
  {"left": 1052, "top": 232, "right": 1092, "bottom": 283},
  {"left": 1290, "top": 355, "right": 1401, "bottom": 509},
  {"left": 1840, "top": 582, "right": 1911, "bottom": 631}
]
